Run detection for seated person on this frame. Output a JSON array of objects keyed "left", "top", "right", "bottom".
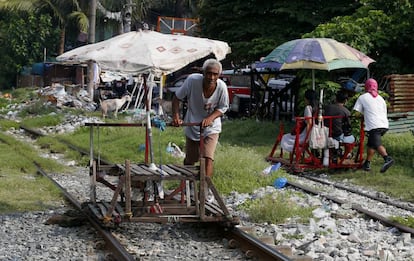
[
  {"left": 324, "top": 90, "right": 355, "bottom": 162},
  {"left": 324, "top": 90, "right": 355, "bottom": 144},
  {"left": 281, "top": 89, "right": 317, "bottom": 152}
]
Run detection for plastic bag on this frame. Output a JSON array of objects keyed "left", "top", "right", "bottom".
[
  {"left": 309, "top": 121, "right": 329, "bottom": 149},
  {"left": 166, "top": 142, "right": 185, "bottom": 158},
  {"left": 262, "top": 162, "right": 281, "bottom": 175}
]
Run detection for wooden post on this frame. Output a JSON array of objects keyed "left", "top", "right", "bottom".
[
  {"left": 185, "top": 180, "right": 191, "bottom": 208},
  {"left": 125, "top": 160, "right": 132, "bottom": 219},
  {"left": 89, "top": 125, "right": 96, "bottom": 203},
  {"left": 91, "top": 160, "right": 96, "bottom": 203},
  {"left": 199, "top": 158, "right": 206, "bottom": 219}
]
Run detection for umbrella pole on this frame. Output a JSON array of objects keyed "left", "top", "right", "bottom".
[
  {"left": 312, "top": 69, "right": 315, "bottom": 90},
  {"left": 144, "top": 76, "right": 149, "bottom": 164},
  {"left": 144, "top": 74, "right": 155, "bottom": 168},
  {"left": 319, "top": 88, "right": 324, "bottom": 117},
  {"left": 159, "top": 74, "right": 166, "bottom": 117}
]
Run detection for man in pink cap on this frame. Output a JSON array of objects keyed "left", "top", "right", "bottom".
[{"left": 353, "top": 78, "right": 394, "bottom": 172}]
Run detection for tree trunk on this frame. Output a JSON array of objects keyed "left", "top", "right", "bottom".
[
  {"left": 124, "top": 0, "right": 133, "bottom": 33},
  {"left": 175, "top": 0, "right": 185, "bottom": 17},
  {"left": 59, "top": 28, "right": 65, "bottom": 55},
  {"left": 88, "top": 0, "right": 97, "bottom": 100},
  {"left": 88, "top": 0, "right": 97, "bottom": 44}
]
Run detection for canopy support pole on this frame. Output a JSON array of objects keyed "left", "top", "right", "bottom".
[{"left": 312, "top": 69, "right": 315, "bottom": 90}]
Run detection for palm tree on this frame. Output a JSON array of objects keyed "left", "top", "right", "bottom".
[
  {"left": 0, "top": 0, "right": 88, "bottom": 55},
  {"left": 97, "top": 0, "right": 153, "bottom": 33}
]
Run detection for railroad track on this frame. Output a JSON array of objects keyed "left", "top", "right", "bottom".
[
  {"left": 6, "top": 124, "right": 411, "bottom": 260},
  {"left": 34, "top": 162, "right": 135, "bottom": 261},
  {"left": 14, "top": 124, "right": 414, "bottom": 260},
  {"left": 290, "top": 174, "right": 414, "bottom": 234},
  {"left": 11, "top": 125, "right": 295, "bottom": 260}
]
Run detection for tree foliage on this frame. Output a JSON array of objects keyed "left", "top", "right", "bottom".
[
  {"left": 96, "top": 0, "right": 153, "bottom": 32},
  {"left": 0, "top": 11, "right": 59, "bottom": 88},
  {"left": 0, "top": 0, "right": 89, "bottom": 55},
  {"left": 1, "top": 0, "right": 414, "bottom": 89},
  {"left": 304, "top": 0, "right": 414, "bottom": 79},
  {"left": 149, "top": 0, "right": 203, "bottom": 18},
  {"left": 198, "top": 0, "right": 360, "bottom": 66}
]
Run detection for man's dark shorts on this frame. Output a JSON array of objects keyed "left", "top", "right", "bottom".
[{"left": 366, "top": 128, "right": 388, "bottom": 149}]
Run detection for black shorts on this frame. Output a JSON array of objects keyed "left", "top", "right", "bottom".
[{"left": 366, "top": 128, "right": 388, "bottom": 149}]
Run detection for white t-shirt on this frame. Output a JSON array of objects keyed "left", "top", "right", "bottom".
[
  {"left": 175, "top": 73, "right": 229, "bottom": 140},
  {"left": 353, "top": 93, "right": 388, "bottom": 131}
]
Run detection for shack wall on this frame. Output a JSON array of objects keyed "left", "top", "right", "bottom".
[{"left": 384, "top": 74, "right": 414, "bottom": 133}]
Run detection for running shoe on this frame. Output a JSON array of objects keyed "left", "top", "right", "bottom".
[
  {"left": 362, "top": 160, "right": 371, "bottom": 171},
  {"left": 380, "top": 157, "right": 394, "bottom": 173}
]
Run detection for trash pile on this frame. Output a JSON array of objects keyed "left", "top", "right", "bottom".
[{"left": 37, "top": 83, "right": 97, "bottom": 111}]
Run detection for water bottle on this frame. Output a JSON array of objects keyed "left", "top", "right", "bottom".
[
  {"left": 271, "top": 162, "right": 282, "bottom": 172},
  {"left": 323, "top": 149, "right": 329, "bottom": 167}
]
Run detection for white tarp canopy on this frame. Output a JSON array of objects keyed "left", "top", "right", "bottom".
[
  {"left": 56, "top": 29, "right": 231, "bottom": 77},
  {"left": 57, "top": 30, "right": 231, "bottom": 168}
]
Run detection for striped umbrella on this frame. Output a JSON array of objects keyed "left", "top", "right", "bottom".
[{"left": 257, "top": 38, "right": 375, "bottom": 89}]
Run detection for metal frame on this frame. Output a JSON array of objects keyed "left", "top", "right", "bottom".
[{"left": 266, "top": 116, "right": 365, "bottom": 173}]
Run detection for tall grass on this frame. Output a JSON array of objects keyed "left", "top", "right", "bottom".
[
  {"left": 214, "top": 119, "right": 285, "bottom": 193},
  {"left": 58, "top": 124, "right": 186, "bottom": 164},
  {"left": 333, "top": 132, "right": 414, "bottom": 201},
  {"left": 0, "top": 132, "right": 64, "bottom": 213}
]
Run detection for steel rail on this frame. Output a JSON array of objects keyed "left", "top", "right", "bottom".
[
  {"left": 21, "top": 125, "right": 293, "bottom": 260},
  {"left": 34, "top": 162, "right": 136, "bottom": 261},
  {"left": 288, "top": 180, "right": 414, "bottom": 235},
  {"left": 223, "top": 227, "right": 292, "bottom": 261},
  {"left": 301, "top": 175, "right": 414, "bottom": 213}
]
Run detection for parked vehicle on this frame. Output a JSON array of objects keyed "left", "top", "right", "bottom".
[
  {"left": 165, "top": 70, "right": 253, "bottom": 117},
  {"left": 221, "top": 70, "right": 252, "bottom": 117}
]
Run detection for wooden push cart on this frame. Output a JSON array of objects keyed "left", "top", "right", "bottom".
[{"left": 84, "top": 122, "right": 239, "bottom": 227}]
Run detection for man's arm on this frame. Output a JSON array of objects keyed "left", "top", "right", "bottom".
[
  {"left": 351, "top": 110, "right": 362, "bottom": 118},
  {"left": 172, "top": 95, "right": 183, "bottom": 126},
  {"left": 202, "top": 110, "right": 223, "bottom": 128}
]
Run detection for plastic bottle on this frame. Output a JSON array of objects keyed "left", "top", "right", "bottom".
[
  {"left": 271, "top": 162, "right": 281, "bottom": 172},
  {"left": 323, "top": 149, "right": 329, "bottom": 167}
]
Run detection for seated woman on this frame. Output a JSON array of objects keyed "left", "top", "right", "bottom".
[{"left": 281, "top": 89, "right": 317, "bottom": 152}]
